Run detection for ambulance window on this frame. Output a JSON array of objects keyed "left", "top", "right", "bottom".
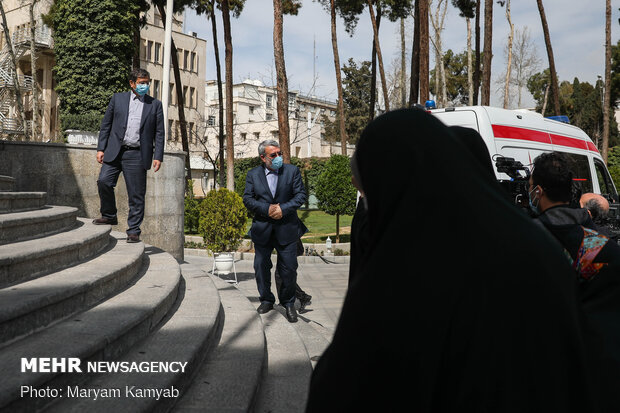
[
  {"left": 594, "top": 159, "right": 619, "bottom": 202},
  {"left": 563, "top": 153, "right": 593, "bottom": 194}
]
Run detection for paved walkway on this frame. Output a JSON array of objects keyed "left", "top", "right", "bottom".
[{"left": 182, "top": 251, "right": 350, "bottom": 350}]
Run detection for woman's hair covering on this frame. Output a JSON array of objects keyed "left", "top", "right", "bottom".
[
  {"left": 306, "top": 109, "right": 619, "bottom": 412},
  {"left": 449, "top": 125, "right": 496, "bottom": 180}
]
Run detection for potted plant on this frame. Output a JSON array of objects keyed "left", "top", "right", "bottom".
[{"left": 198, "top": 188, "right": 248, "bottom": 275}]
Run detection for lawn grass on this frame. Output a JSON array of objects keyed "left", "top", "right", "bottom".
[
  {"left": 189, "top": 209, "right": 353, "bottom": 243},
  {"left": 297, "top": 209, "right": 352, "bottom": 243}
]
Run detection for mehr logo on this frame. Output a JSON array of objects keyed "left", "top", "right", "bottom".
[{"left": 21, "top": 358, "right": 82, "bottom": 373}]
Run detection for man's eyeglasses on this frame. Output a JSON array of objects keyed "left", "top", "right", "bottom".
[{"left": 265, "top": 152, "right": 282, "bottom": 159}]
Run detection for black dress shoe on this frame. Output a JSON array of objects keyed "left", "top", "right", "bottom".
[
  {"left": 92, "top": 217, "right": 118, "bottom": 225},
  {"left": 285, "top": 305, "right": 298, "bottom": 323},
  {"left": 299, "top": 294, "right": 312, "bottom": 312},
  {"left": 257, "top": 302, "right": 274, "bottom": 314},
  {"left": 126, "top": 234, "right": 141, "bottom": 243}
]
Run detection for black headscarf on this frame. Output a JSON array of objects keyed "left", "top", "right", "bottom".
[
  {"left": 449, "top": 125, "right": 496, "bottom": 180},
  {"left": 306, "top": 109, "right": 619, "bottom": 412}
]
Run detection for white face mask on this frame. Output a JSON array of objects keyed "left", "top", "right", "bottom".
[{"left": 529, "top": 187, "right": 540, "bottom": 214}]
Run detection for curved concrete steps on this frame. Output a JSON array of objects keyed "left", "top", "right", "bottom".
[
  {"left": 173, "top": 274, "right": 266, "bottom": 413},
  {"left": 46, "top": 262, "right": 223, "bottom": 413},
  {"left": 0, "top": 218, "right": 111, "bottom": 288},
  {"left": 0, "top": 246, "right": 181, "bottom": 413},
  {"left": 0, "top": 191, "right": 46, "bottom": 213},
  {"left": 0, "top": 232, "right": 144, "bottom": 346},
  {"left": 0, "top": 205, "right": 79, "bottom": 245}
]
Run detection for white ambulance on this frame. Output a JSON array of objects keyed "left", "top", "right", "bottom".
[{"left": 430, "top": 105, "right": 619, "bottom": 207}]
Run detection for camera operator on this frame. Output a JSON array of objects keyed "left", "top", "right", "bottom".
[
  {"left": 580, "top": 192, "right": 619, "bottom": 242},
  {"left": 529, "top": 152, "right": 620, "bottom": 364}
]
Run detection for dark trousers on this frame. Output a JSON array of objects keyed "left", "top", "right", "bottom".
[
  {"left": 275, "top": 268, "right": 308, "bottom": 300},
  {"left": 97, "top": 148, "right": 147, "bottom": 235},
  {"left": 254, "top": 234, "right": 298, "bottom": 307}
]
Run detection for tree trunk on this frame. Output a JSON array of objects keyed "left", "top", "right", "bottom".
[
  {"left": 430, "top": 0, "right": 448, "bottom": 106},
  {"left": 209, "top": 1, "right": 226, "bottom": 187},
  {"left": 419, "top": 0, "right": 430, "bottom": 102},
  {"left": 541, "top": 83, "right": 549, "bottom": 116},
  {"left": 369, "top": 5, "right": 381, "bottom": 121},
  {"left": 467, "top": 17, "right": 473, "bottom": 105},
  {"left": 273, "top": 0, "right": 291, "bottom": 163},
  {"left": 503, "top": 0, "right": 513, "bottom": 109},
  {"left": 157, "top": 5, "right": 191, "bottom": 188},
  {"left": 536, "top": 0, "right": 560, "bottom": 116},
  {"left": 473, "top": 0, "right": 480, "bottom": 104},
  {"left": 367, "top": 0, "right": 390, "bottom": 113},
  {"left": 336, "top": 213, "right": 340, "bottom": 243},
  {"left": 602, "top": 0, "right": 611, "bottom": 163},
  {"left": 29, "top": 0, "right": 40, "bottom": 140},
  {"left": 409, "top": 0, "right": 420, "bottom": 106},
  {"left": 400, "top": 17, "right": 407, "bottom": 108},
  {"left": 330, "top": 0, "right": 347, "bottom": 154},
  {"left": 221, "top": 0, "right": 235, "bottom": 190},
  {"left": 0, "top": 3, "right": 28, "bottom": 136},
  {"left": 481, "top": 0, "right": 492, "bottom": 106}
]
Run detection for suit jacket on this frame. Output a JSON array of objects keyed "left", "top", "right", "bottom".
[
  {"left": 97, "top": 91, "right": 165, "bottom": 170},
  {"left": 243, "top": 163, "right": 307, "bottom": 246}
]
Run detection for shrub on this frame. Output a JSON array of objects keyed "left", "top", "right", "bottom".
[
  {"left": 198, "top": 188, "right": 248, "bottom": 253},
  {"left": 61, "top": 112, "right": 104, "bottom": 133}
]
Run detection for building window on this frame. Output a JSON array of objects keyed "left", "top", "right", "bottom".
[
  {"left": 154, "top": 80, "right": 160, "bottom": 99},
  {"left": 190, "top": 87, "right": 195, "bottom": 108},
  {"left": 184, "top": 50, "right": 189, "bottom": 70},
  {"left": 288, "top": 93, "right": 296, "bottom": 107},
  {"left": 271, "top": 131, "right": 278, "bottom": 139},
  {"left": 266, "top": 113, "right": 273, "bottom": 121},
  {"left": 266, "top": 94, "right": 273, "bottom": 109},
  {"left": 249, "top": 105, "right": 255, "bottom": 115},
  {"left": 190, "top": 52, "right": 196, "bottom": 72},
  {"left": 183, "top": 86, "right": 188, "bottom": 106},
  {"left": 154, "top": 42, "right": 161, "bottom": 63},
  {"left": 169, "top": 83, "right": 175, "bottom": 105},
  {"left": 241, "top": 133, "right": 247, "bottom": 141},
  {"left": 147, "top": 40, "right": 153, "bottom": 61},
  {"left": 189, "top": 122, "right": 195, "bottom": 142},
  {"left": 253, "top": 132, "right": 260, "bottom": 139},
  {"left": 208, "top": 115, "right": 216, "bottom": 126}
]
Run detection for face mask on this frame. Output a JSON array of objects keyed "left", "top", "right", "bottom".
[
  {"left": 270, "top": 155, "right": 283, "bottom": 170},
  {"left": 528, "top": 187, "right": 540, "bottom": 215},
  {"left": 135, "top": 83, "right": 149, "bottom": 96}
]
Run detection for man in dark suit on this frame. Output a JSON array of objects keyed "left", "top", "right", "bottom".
[
  {"left": 92, "top": 68, "right": 165, "bottom": 243},
  {"left": 243, "top": 140, "right": 307, "bottom": 322}
]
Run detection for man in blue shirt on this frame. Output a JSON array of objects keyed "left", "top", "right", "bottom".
[{"left": 92, "top": 68, "right": 165, "bottom": 243}]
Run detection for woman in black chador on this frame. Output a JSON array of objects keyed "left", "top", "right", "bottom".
[{"left": 305, "top": 109, "right": 620, "bottom": 412}]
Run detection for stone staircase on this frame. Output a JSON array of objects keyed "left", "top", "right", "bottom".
[{"left": 0, "top": 175, "right": 329, "bottom": 412}]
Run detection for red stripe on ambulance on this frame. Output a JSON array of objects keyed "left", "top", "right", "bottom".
[{"left": 492, "top": 125, "right": 598, "bottom": 154}]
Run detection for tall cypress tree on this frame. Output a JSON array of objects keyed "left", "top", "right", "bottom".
[{"left": 48, "top": 0, "right": 138, "bottom": 128}]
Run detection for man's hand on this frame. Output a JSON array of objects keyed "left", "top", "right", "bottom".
[
  {"left": 153, "top": 160, "right": 162, "bottom": 172},
  {"left": 96, "top": 151, "right": 104, "bottom": 164},
  {"left": 268, "top": 204, "right": 283, "bottom": 220}
]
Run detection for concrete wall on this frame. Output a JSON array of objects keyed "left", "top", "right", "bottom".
[{"left": 0, "top": 140, "right": 186, "bottom": 260}]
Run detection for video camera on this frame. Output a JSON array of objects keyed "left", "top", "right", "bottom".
[{"left": 493, "top": 156, "right": 532, "bottom": 211}]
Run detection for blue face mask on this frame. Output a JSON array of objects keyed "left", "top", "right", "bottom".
[
  {"left": 271, "top": 155, "right": 283, "bottom": 170},
  {"left": 135, "top": 83, "right": 149, "bottom": 96}
]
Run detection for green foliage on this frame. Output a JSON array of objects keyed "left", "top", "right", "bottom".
[
  {"left": 315, "top": 154, "right": 357, "bottom": 217},
  {"left": 60, "top": 112, "right": 104, "bottom": 133},
  {"left": 527, "top": 71, "right": 620, "bottom": 149},
  {"left": 198, "top": 188, "right": 248, "bottom": 252},
  {"left": 49, "top": 0, "right": 138, "bottom": 121},
  {"left": 607, "top": 146, "right": 620, "bottom": 191},
  {"left": 611, "top": 39, "right": 620, "bottom": 108},
  {"left": 184, "top": 180, "right": 200, "bottom": 234},
  {"left": 430, "top": 49, "right": 470, "bottom": 105},
  {"left": 233, "top": 156, "right": 263, "bottom": 198},
  {"left": 329, "top": 0, "right": 413, "bottom": 35},
  {"left": 323, "top": 59, "right": 372, "bottom": 144}
]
